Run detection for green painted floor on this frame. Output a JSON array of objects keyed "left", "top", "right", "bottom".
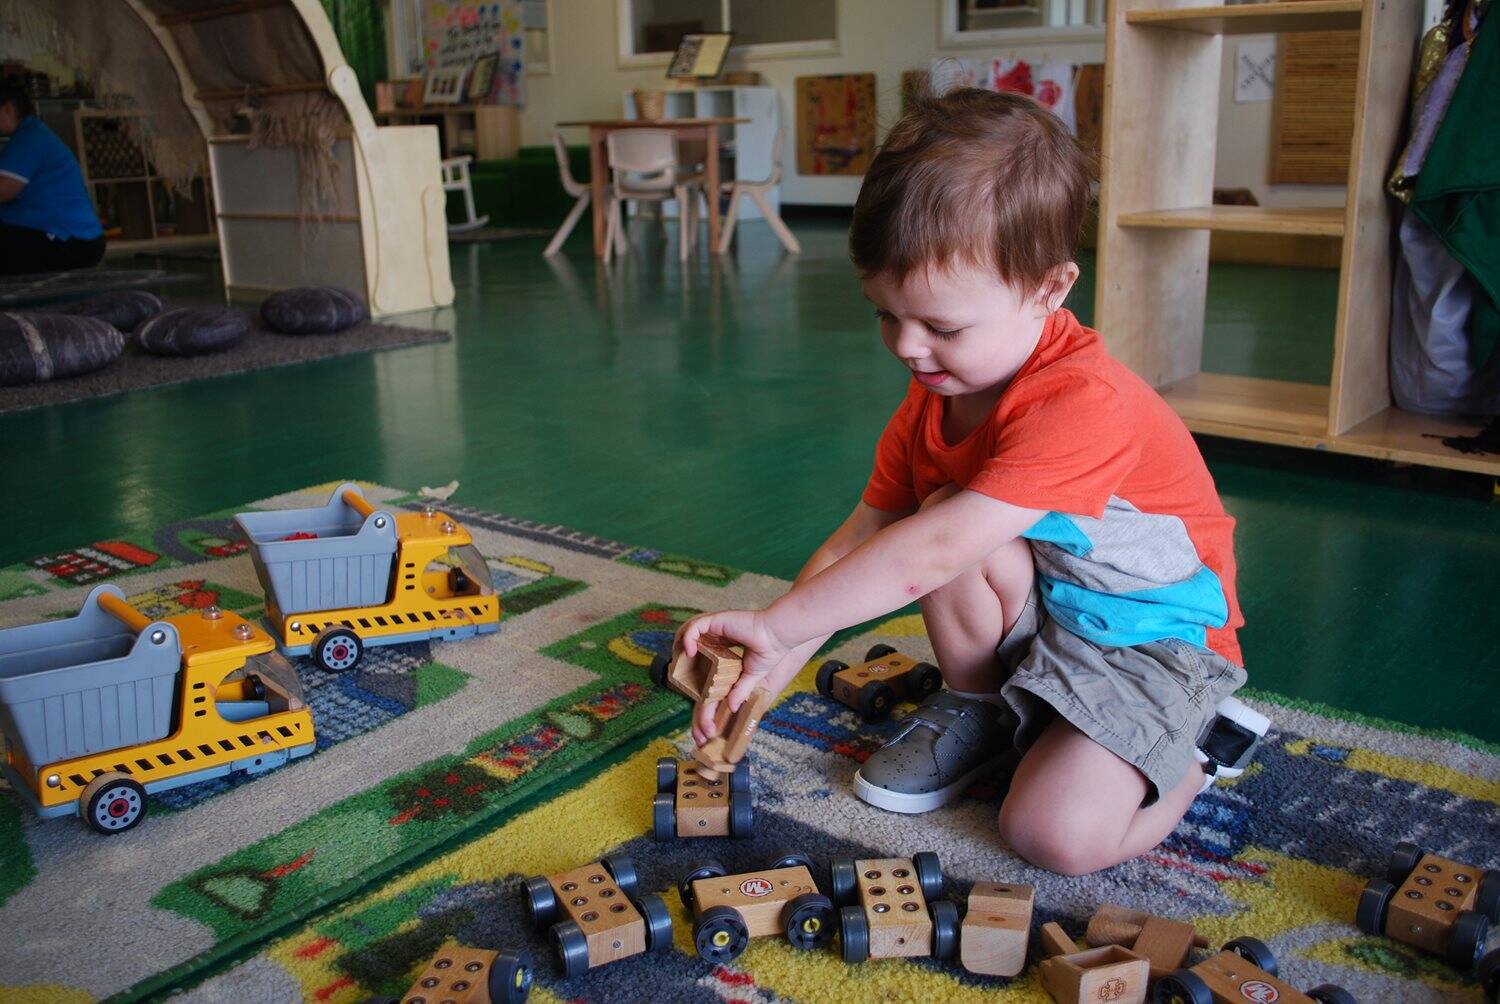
[{"left": 3, "top": 220, "right": 1497, "bottom": 742}]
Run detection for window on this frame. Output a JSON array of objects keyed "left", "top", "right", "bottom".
[
  {"left": 942, "top": 0, "right": 1104, "bottom": 44},
  {"left": 521, "top": 0, "right": 553, "bottom": 75},
  {"left": 619, "top": 0, "right": 837, "bottom": 64}
]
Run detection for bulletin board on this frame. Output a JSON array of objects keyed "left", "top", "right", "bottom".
[
  {"left": 796, "top": 73, "right": 877, "bottom": 176},
  {"left": 422, "top": 0, "right": 526, "bottom": 106}
]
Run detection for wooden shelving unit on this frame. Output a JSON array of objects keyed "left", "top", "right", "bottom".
[
  {"left": 75, "top": 108, "right": 214, "bottom": 245},
  {"left": 1096, "top": 0, "right": 1500, "bottom": 477}
]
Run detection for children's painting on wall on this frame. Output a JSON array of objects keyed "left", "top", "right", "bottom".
[
  {"left": 796, "top": 73, "right": 877, "bottom": 176},
  {"left": 423, "top": 0, "right": 525, "bottom": 106}
]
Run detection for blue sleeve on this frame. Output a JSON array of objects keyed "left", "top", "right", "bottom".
[{"left": 0, "top": 126, "right": 43, "bottom": 184}]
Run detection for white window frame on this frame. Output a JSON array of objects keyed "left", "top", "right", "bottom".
[
  {"left": 616, "top": 0, "right": 839, "bottom": 69},
  {"left": 938, "top": 0, "right": 1105, "bottom": 48}
]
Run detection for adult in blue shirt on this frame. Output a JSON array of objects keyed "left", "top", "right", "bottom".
[{"left": 0, "top": 79, "right": 104, "bottom": 274}]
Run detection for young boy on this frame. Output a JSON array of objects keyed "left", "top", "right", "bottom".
[{"left": 678, "top": 89, "right": 1264, "bottom": 876}]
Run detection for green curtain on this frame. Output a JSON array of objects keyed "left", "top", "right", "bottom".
[{"left": 319, "top": 0, "right": 388, "bottom": 106}]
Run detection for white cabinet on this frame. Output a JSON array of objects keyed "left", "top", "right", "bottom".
[{"left": 621, "top": 85, "right": 780, "bottom": 219}]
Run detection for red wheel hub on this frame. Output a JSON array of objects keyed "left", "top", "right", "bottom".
[
  {"left": 331, "top": 644, "right": 349, "bottom": 660},
  {"left": 108, "top": 797, "right": 131, "bottom": 818}
]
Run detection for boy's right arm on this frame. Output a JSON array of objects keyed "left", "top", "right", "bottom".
[{"left": 689, "top": 500, "right": 909, "bottom": 744}]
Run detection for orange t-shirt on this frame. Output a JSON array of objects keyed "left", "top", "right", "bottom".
[{"left": 862, "top": 308, "right": 1244, "bottom": 665}]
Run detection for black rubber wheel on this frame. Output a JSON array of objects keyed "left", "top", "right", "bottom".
[
  {"left": 649, "top": 652, "right": 671, "bottom": 688},
  {"left": 1387, "top": 841, "right": 1425, "bottom": 885},
  {"left": 730, "top": 759, "right": 751, "bottom": 793},
  {"left": 840, "top": 905, "right": 870, "bottom": 962},
  {"left": 552, "top": 920, "right": 590, "bottom": 978},
  {"left": 1477, "top": 947, "right": 1500, "bottom": 1003},
  {"left": 449, "top": 566, "right": 473, "bottom": 595},
  {"left": 1306, "top": 985, "right": 1357, "bottom": 1004},
  {"left": 636, "top": 893, "right": 674, "bottom": 952},
  {"left": 656, "top": 756, "right": 678, "bottom": 793},
  {"left": 1355, "top": 879, "right": 1395, "bottom": 935},
  {"left": 909, "top": 662, "right": 942, "bottom": 697},
  {"left": 912, "top": 851, "right": 944, "bottom": 901},
  {"left": 652, "top": 792, "right": 676, "bottom": 841},
  {"left": 729, "top": 787, "right": 754, "bottom": 838},
  {"left": 782, "top": 892, "right": 835, "bottom": 950},
  {"left": 829, "top": 858, "right": 857, "bottom": 907},
  {"left": 1224, "top": 937, "right": 1277, "bottom": 977},
  {"left": 816, "top": 658, "right": 847, "bottom": 698},
  {"left": 601, "top": 854, "right": 638, "bottom": 897},
  {"left": 1153, "top": 970, "right": 1214, "bottom": 1004},
  {"left": 1477, "top": 871, "right": 1500, "bottom": 923},
  {"left": 312, "top": 626, "right": 363, "bottom": 672},
  {"left": 1448, "top": 910, "right": 1489, "bottom": 970},
  {"left": 865, "top": 643, "right": 898, "bottom": 661},
  {"left": 694, "top": 905, "right": 750, "bottom": 964},
  {"left": 83, "top": 774, "right": 147, "bottom": 835},
  {"left": 771, "top": 850, "right": 816, "bottom": 873},
  {"left": 930, "top": 898, "right": 960, "bottom": 960},
  {"left": 523, "top": 875, "right": 557, "bottom": 927},
  {"left": 490, "top": 948, "right": 534, "bottom": 1004},
  {"left": 858, "top": 681, "right": 897, "bottom": 720},
  {"left": 678, "top": 860, "right": 728, "bottom": 909}
]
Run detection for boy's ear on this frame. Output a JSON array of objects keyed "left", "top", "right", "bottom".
[{"left": 1034, "top": 262, "right": 1080, "bottom": 315}]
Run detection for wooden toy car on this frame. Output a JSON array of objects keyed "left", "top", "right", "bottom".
[
  {"left": 960, "top": 881, "right": 1034, "bottom": 977},
  {"left": 1086, "top": 903, "right": 1209, "bottom": 982},
  {"left": 652, "top": 756, "right": 752, "bottom": 840},
  {"left": 1355, "top": 840, "right": 1498, "bottom": 970},
  {"left": 0, "top": 584, "right": 315, "bottom": 834},
  {"left": 362, "top": 940, "right": 533, "bottom": 1004},
  {"left": 649, "top": 636, "right": 772, "bottom": 780},
  {"left": 236, "top": 483, "right": 500, "bottom": 673},
  {"left": 1038, "top": 921, "right": 1149, "bottom": 1004},
  {"left": 521, "top": 854, "right": 672, "bottom": 978},
  {"left": 1152, "top": 937, "right": 1355, "bottom": 1004},
  {"left": 828, "top": 851, "right": 960, "bottom": 963},
  {"left": 815, "top": 644, "right": 941, "bottom": 720},
  {"left": 678, "top": 851, "right": 836, "bottom": 963}
]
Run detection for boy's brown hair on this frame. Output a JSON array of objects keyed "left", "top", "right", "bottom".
[{"left": 849, "top": 87, "right": 1093, "bottom": 297}]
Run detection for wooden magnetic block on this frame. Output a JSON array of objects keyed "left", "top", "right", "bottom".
[
  {"left": 960, "top": 881, "right": 1034, "bottom": 976},
  {"left": 690, "top": 865, "right": 819, "bottom": 939},
  {"left": 856, "top": 857, "right": 932, "bottom": 959},
  {"left": 673, "top": 766, "right": 731, "bottom": 838},
  {"left": 693, "top": 683, "right": 773, "bottom": 779},
  {"left": 666, "top": 635, "right": 744, "bottom": 703},
  {"left": 1038, "top": 943, "right": 1149, "bottom": 1004},
  {"left": 401, "top": 941, "right": 498, "bottom": 1004},
  {"left": 546, "top": 862, "right": 646, "bottom": 968},
  {"left": 1191, "top": 950, "right": 1317, "bottom": 1004},
  {"left": 1041, "top": 921, "right": 1079, "bottom": 958},
  {"left": 1387, "top": 852, "right": 1485, "bottom": 956},
  {"left": 1086, "top": 904, "right": 1207, "bottom": 980}
]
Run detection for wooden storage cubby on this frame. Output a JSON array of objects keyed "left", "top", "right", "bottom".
[
  {"left": 1096, "top": 0, "right": 1500, "bottom": 477},
  {"left": 76, "top": 108, "right": 215, "bottom": 246}
]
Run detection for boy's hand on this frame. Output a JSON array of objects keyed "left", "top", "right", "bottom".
[{"left": 678, "top": 609, "right": 797, "bottom": 745}]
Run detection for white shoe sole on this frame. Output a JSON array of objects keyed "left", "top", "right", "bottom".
[{"left": 852, "top": 757, "right": 1003, "bottom": 815}]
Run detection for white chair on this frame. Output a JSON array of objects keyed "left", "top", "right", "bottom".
[
  {"left": 604, "top": 129, "right": 705, "bottom": 264},
  {"left": 544, "top": 134, "right": 624, "bottom": 258},
  {"left": 717, "top": 129, "right": 799, "bottom": 255},
  {"left": 441, "top": 156, "right": 489, "bottom": 234}
]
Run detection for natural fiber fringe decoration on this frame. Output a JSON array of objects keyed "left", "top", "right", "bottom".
[
  {"left": 0, "top": 0, "right": 205, "bottom": 192},
  {"left": 248, "top": 92, "right": 346, "bottom": 226}
]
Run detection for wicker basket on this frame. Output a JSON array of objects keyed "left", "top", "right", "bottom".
[{"left": 633, "top": 89, "right": 666, "bottom": 121}]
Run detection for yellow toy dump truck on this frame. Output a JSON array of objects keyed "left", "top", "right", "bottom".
[
  {"left": 0, "top": 584, "right": 315, "bottom": 834},
  {"left": 235, "top": 482, "right": 499, "bottom": 672}
]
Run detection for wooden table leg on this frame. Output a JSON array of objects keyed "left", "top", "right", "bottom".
[
  {"left": 589, "top": 125, "right": 608, "bottom": 258},
  {"left": 705, "top": 125, "right": 721, "bottom": 254}
]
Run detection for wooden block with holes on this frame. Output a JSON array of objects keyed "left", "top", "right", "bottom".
[
  {"left": 960, "top": 881, "right": 1034, "bottom": 976},
  {"left": 1085, "top": 903, "right": 1207, "bottom": 980},
  {"left": 397, "top": 940, "right": 532, "bottom": 1004},
  {"left": 1037, "top": 921, "right": 1149, "bottom": 1004},
  {"left": 652, "top": 756, "right": 753, "bottom": 840},
  {"left": 548, "top": 862, "right": 645, "bottom": 966},
  {"left": 815, "top": 644, "right": 943, "bottom": 721},
  {"left": 1358, "top": 841, "right": 1499, "bottom": 967},
  {"left": 692, "top": 682, "right": 773, "bottom": 780},
  {"left": 857, "top": 857, "right": 933, "bottom": 959}
]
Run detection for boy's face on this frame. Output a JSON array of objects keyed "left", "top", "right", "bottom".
[{"left": 863, "top": 260, "right": 1074, "bottom": 399}]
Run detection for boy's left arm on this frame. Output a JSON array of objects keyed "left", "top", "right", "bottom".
[{"left": 682, "top": 488, "right": 1044, "bottom": 712}]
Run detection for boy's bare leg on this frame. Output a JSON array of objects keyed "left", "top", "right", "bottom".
[
  {"left": 998, "top": 717, "right": 1203, "bottom": 875},
  {"left": 916, "top": 484, "right": 1035, "bottom": 693}
]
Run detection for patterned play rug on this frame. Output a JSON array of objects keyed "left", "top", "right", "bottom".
[
  {"left": 0, "top": 483, "right": 782, "bottom": 1002},
  {"left": 182, "top": 624, "right": 1497, "bottom": 1002}
]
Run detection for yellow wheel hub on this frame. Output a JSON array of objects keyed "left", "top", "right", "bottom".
[
  {"left": 803, "top": 917, "right": 822, "bottom": 933},
  {"left": 713, "top": 930, "right": 731, "bottom": 947}
]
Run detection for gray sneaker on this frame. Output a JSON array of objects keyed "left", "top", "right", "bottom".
[{"left": 853, "top": 691, "right": 1013, "bottom": 814}]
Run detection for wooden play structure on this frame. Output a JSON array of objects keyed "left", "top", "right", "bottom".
[
  {"left": 1096, "top": 0, "right": 1500, "bottom": 478},
  {"left": 122, "top": 0, "right": 454, "bottom": 316}
]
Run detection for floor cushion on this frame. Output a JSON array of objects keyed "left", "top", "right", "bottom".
[
  {"left": 260, "top": 286, "right": 367, "bottom": 334},
  {"left": 57, "top": 290, "right": 163, "bottom": 333},
  {"left": 135, "top": 307, "right": 249, "bottom": 357},
  {"left": 0, "top": 312, "right": 124, "bottom": 386}
]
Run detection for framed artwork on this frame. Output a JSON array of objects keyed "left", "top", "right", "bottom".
[
  {"left": 467, "top": 53, "right": 499, "bottom": 102},
  {"left": 667, "top": 32, "right": 733, "bottom": 80},
  {"left": 423, "top": 66, "right": 466, "bottom": 105},
  {"left": 796, "top": 73, "right": 877, "bottom": 176}
]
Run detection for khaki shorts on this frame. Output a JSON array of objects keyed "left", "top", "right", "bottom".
[{"left": 996, "top": 588, "right": 1247, "bottom": 805}]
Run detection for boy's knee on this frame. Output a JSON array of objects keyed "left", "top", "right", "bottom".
[{"left": 998, "top": 799, "right": 1115, "bottom": 877}]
